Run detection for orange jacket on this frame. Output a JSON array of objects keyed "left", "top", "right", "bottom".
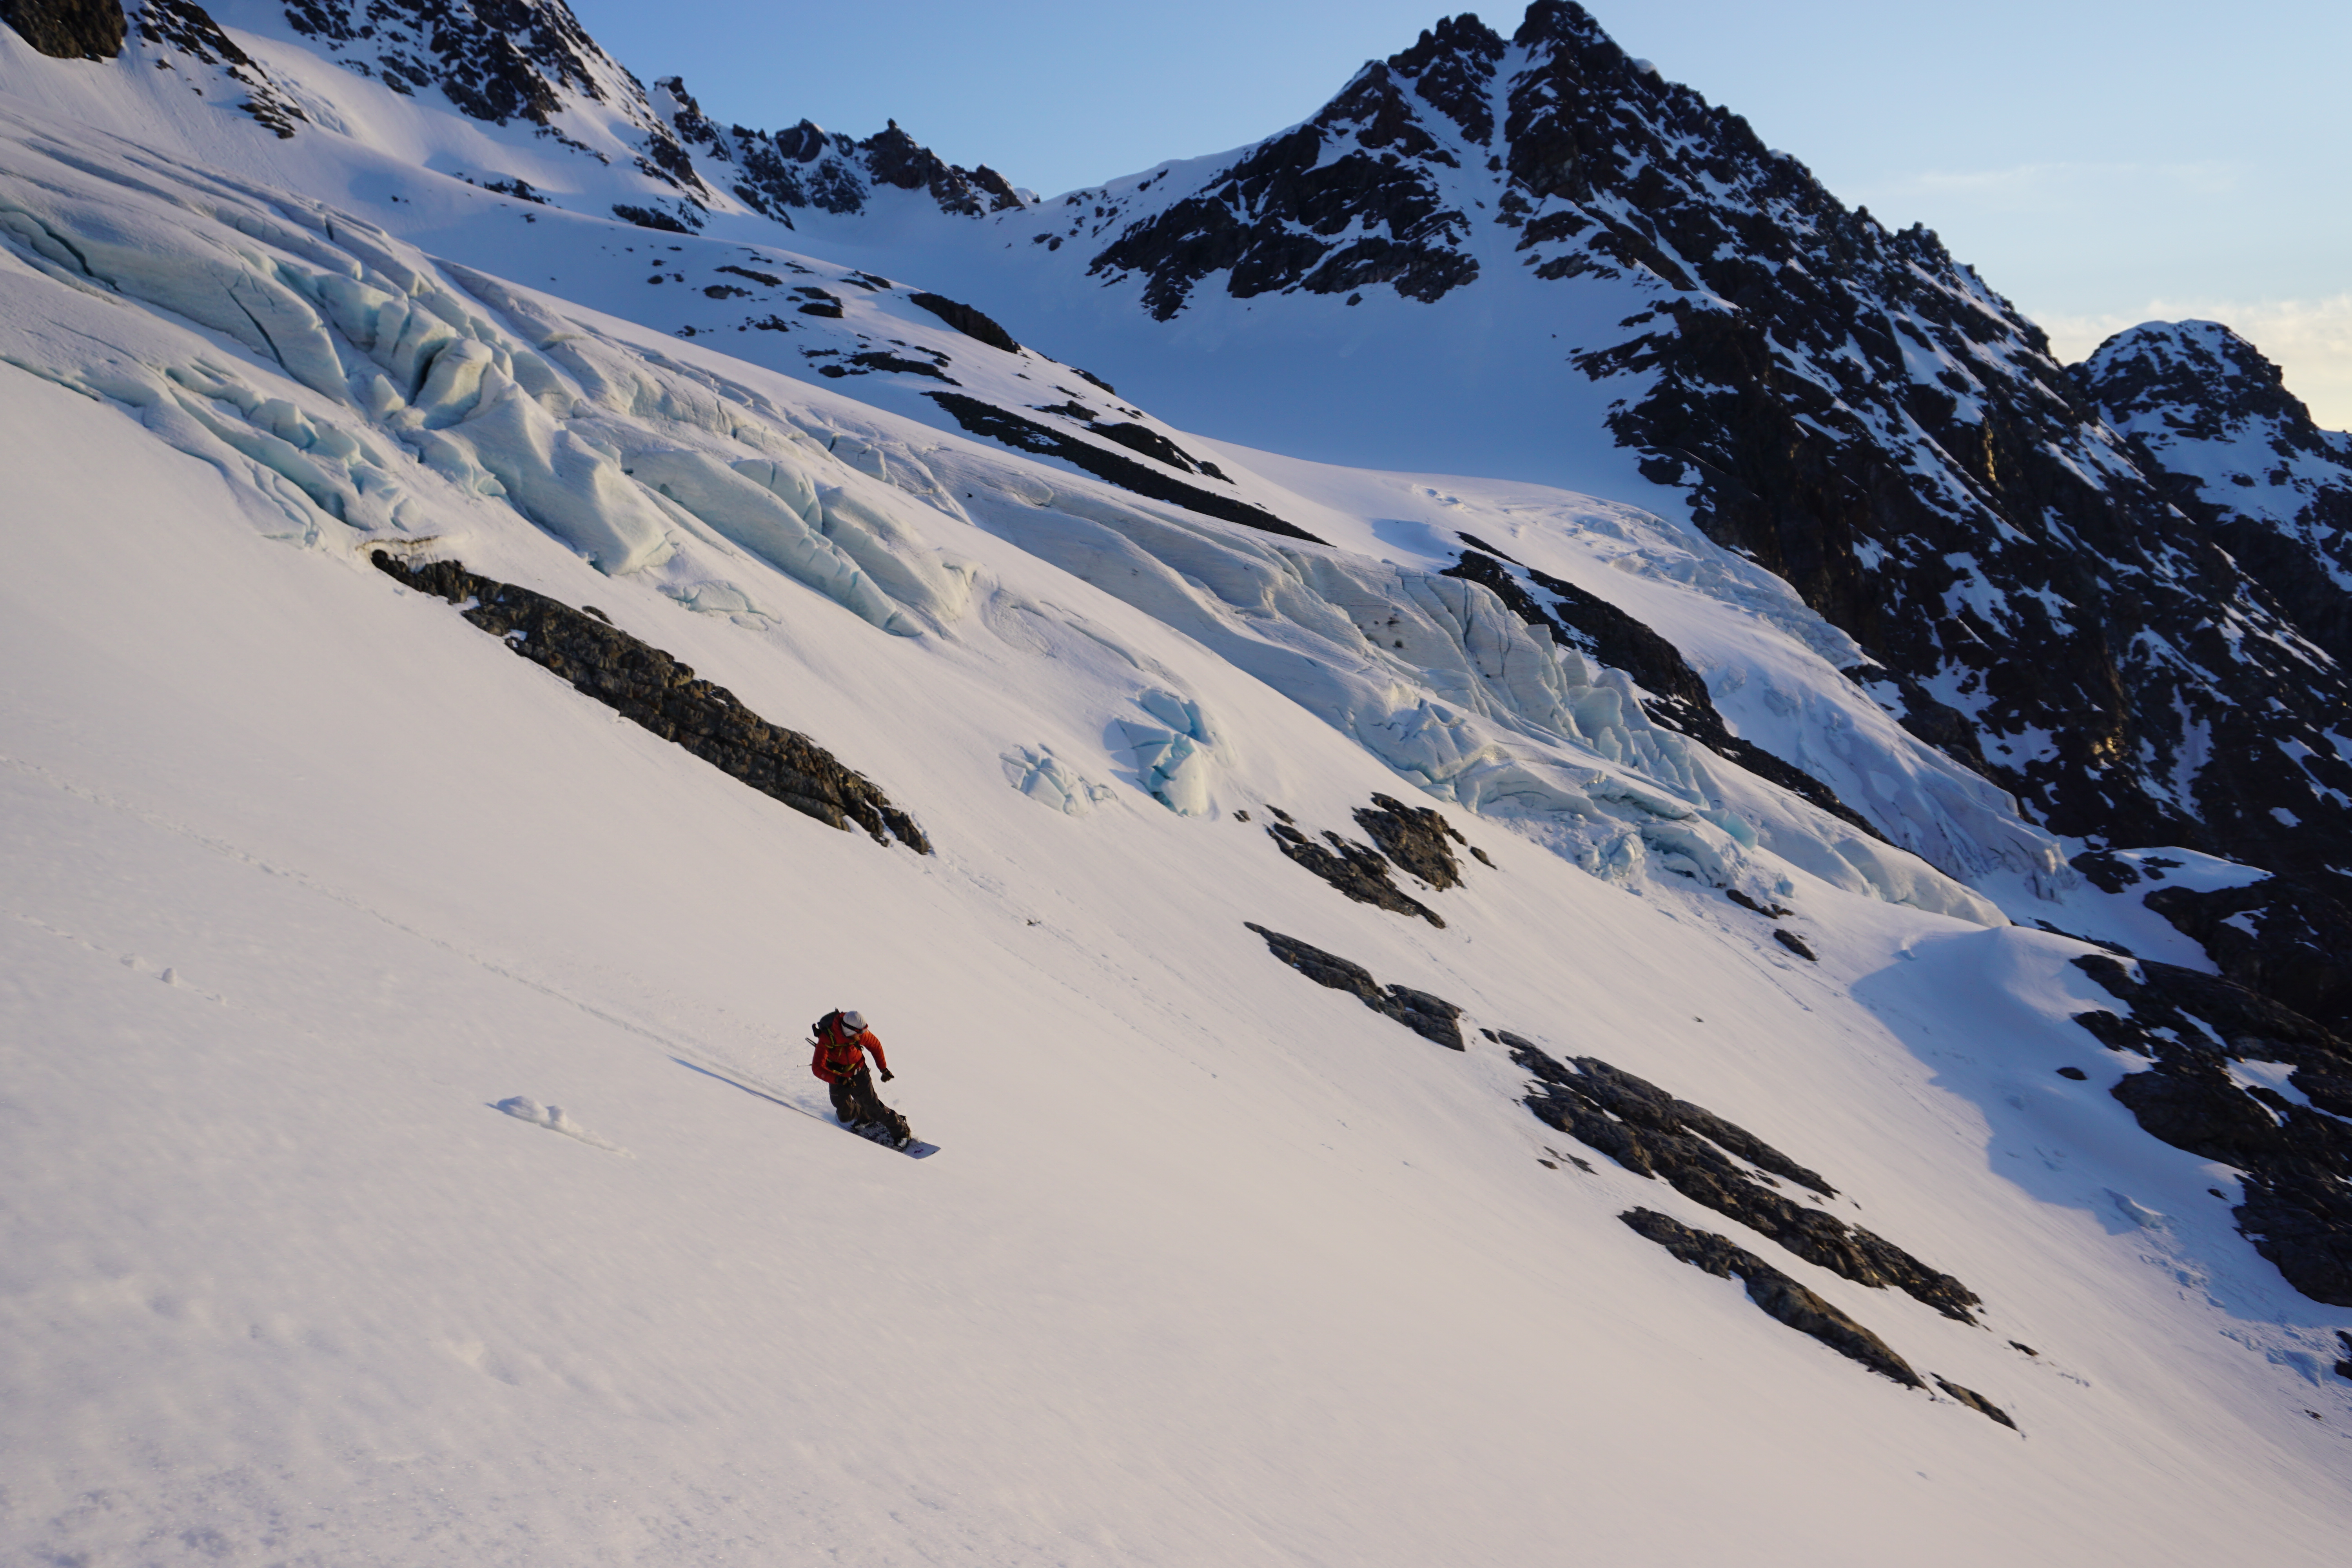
[{"left": 810, "top": 1014, "right": 890, "bottom": 1083}]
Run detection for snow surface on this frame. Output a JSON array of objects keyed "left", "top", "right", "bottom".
[{"left": 4, "top": 12, "right": 2350, "bottom": 1565}]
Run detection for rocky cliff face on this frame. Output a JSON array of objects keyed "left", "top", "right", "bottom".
[{"left": 2, "top": 0, "right": 126, "bottom": 58}]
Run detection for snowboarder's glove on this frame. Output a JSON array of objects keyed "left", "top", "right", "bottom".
[{"left": 880, "top": 1067, "right": 895, "bottom": 1082}]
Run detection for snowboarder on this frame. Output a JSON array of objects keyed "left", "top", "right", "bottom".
[{"left": 810, "top": 1008, "right": 912, "bottom": 1148}]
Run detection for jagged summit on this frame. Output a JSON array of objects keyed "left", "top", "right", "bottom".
[{"left": 653, "top": 75, "right": 1026, "bottom": 224}]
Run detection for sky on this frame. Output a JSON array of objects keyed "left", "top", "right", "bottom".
[{"left": 567, "top": 0, "right": 2352, "bottom": 426}]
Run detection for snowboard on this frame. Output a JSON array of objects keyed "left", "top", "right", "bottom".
[{"left": 849, "top": 1120, "right": 939, "bottom": 1158}]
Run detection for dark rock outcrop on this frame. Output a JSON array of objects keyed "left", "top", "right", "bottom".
[
  {"left": 612, "top": 202, "right": 693, "bottom": 234},
  {"left": 287, "top": 0, "right": 601, "bottom": 130},
  {"left": 3, "top": 0, "right": 123, "bottom": 58},
  {"left": 924, "top": 392, "right": 1327, "bottom": 543},
  {"left": 716, "top": 113, "right": 1022, "bottom": 222},
  {"left": 1618, "top": 1209, "right": 1922, "bottom": 1387},
  {"left": 1080, "top": 421, "right": 1225, "bottom": 480},
  {"left": 371, "top": 552, "right": 929, "bottom": 852},
  {"left": 1933, "top": 1376, "right": 2018, "bottom": 1430},
  {"left": 1351, "top": 792, "right": 1468, "bottom": 890},
  {"left": 1243, "top": 924, "right": 1465, "bottom": 1050},
  {"left": 818, "top": 350, "right": 957, "bottom": 384},
  {"left": 2076, "top": 321, "right": 2352, "bottom": 673},
  {"left": 2073, "top": 954, "right": 2352, "bottom": 1305},
  {"left": 1511, "top": 1035, "right": 1980, "bottom": 1321},
  {"left": 1262, "top": 806, "right": 1443, "bottom": 926},
  {"left": 907, "top": 291, "right": 1020, "bottom": 354},
  {"left": 2141, "top": 877, "right": 2352, "bottom": 1039},
  {"left": 1087, "top": 48, "right": 1483, "bottom": 318}
]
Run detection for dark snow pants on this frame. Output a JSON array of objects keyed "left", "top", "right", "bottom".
[{"left": 829, "top": 1064, "right": 910, "bottom": 1144}]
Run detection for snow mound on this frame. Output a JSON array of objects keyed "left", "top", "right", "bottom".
[{"left": 494, "top": 1095, "right": 628, "bottom": 1154}]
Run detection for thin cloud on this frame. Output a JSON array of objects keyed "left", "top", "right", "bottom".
[{"left": 1871, "top": 160, "right": 2247, "bottom": 213}]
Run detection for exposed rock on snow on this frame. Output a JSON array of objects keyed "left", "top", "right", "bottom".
[
  {"left": 1243, "top": 923, "right": 1465, "bottom": 1049},
  {"left": 374, "top": 552, "right": 932, "bottom": 851},
  {"left": 135, "top": 0, "right": 306, "bottom": 138},
  {"left": 1086, "top": 47, "right": 1484, "bottom": 317},
  {"left": 925, "top": 390, "right": 1325, "bottom": 542},
  {"left": 2073, "top": 955, "right": 2352, "bottom": 1306},
  {"left": 1263, "top": 806, "right": 1444, "bottom": 927},
  {"left": 1499, "top": 1031, "right": 1833, "bottom": 1192},
  {"left": 2078, "top": 321, "right": 2352, "bottom": 673},
  {"left": 285, "top": 0, "right": 639, "bottom": 138},
  {"left": 684, "top": 106, "right": 1022, "bottom": 224},
  {"left": 2140, "top": 875, "right": 2352, "bottom": 1039},
  {"left": 1933, "top": 1375, "right": 2019, "bottom": 1430},
  {"left": 3, "top": 0, "right": 124, "bottom": 59},
  {"left": 1617, "top": 1208, "right": 1923, "bottom": 1388},
  {"left": 1513, "top": 1035, "right": 1982, "bottom": 1321},
  {"left": 1350, "top": 791, "right": 1470, "bottom": 890},
  {"left": 906, "top": 290, "right": 1020, "bottom": 354}
]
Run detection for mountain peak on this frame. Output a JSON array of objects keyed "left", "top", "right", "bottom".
[{"left": 2082, "top": 318, "right": 2324, "bottom": 440}]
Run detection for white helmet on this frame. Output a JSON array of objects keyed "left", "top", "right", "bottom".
[{"left": 839, "top": 1009, "right": 867, "bottom": 1033}]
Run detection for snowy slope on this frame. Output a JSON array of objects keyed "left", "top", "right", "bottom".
[
  {"left": 9, "top": 239, "right": 2352, "bottom": 1568},
  {"left": 5, "top": 5, "right": 2352, "bottom": 1565}
]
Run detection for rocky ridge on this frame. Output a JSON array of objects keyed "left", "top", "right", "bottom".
[{"left": 653, "top": 77, "right": 1025, "bottom": 225}]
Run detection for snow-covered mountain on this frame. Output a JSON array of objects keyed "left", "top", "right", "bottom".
[
  {"left": 647, "top": 3, "right": 2352, "bottom": 957},
  {"left": 5, "top": 2, "right": 2352, "bottom": 1563}
]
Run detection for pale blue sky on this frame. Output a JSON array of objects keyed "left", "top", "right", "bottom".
[{"left": 569, "top": 0, "right": 2351, "bottom": 421}]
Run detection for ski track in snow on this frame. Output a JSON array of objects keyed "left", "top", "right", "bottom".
[{"left": 2, "top": 746, "right": 846, "bottom": 1127}]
